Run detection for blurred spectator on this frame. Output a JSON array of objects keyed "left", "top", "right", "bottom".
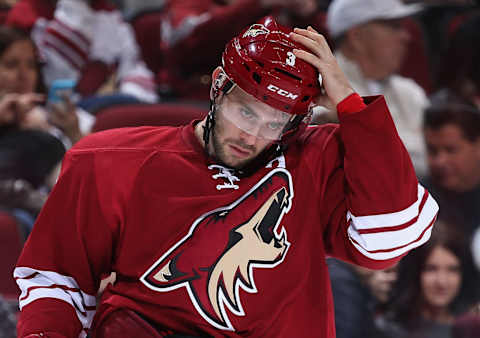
[
  {"left": 328, "top": 258, "right": 397, "bottom": 338},
  {"left": 408, "top": 1, "right": 477, "bottom": 3},
  {"left": 0, "top": 26, "right": 69, "bottom": 231},
  {"left": 116, "top": 0, "right": 165, "bottom": 17},
  {"left": 0, "top": 131, "right": 65, "bottom": 225},
  {"left": 473, "top": 227, "right": 480, "bottom": 271},
  {"left": 325, "top": 0, "right": 429, "bottom": 177},
  {"left": 453, "top": 211, "right": 479, "bottom": 338},
  {"left": 6, "top": 0, "right": 158, "bottom": 108},
  {"left": 0, "top": 26, "right": 92, "bottom": 145},
  {"left": 414, "top": 1, "right": 478, "bottom": 88},
  {"left": 433, "top": 12, "right": 480, "bottom": 107},
  {"left": 422, "top": 100, "right": 480, "bottom": 238},
  {"left": 381, "top": 220, "right": 480, "bottom": 338},
  {"left": 158, "top": 0, "right": 323, "bottom": 103},
  {"left": 0, "top": 294, "right": 16, "bottom": 338},
  {"left": 451, "top": 218, "right": 480, "bottom": 338},
  {"left": 0, "top": 0, "right": 16, "bottom": 6}
]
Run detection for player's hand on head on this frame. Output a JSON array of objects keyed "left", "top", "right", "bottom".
[{"left": 289, "top": 26, "right": 354, "bottom": 107}]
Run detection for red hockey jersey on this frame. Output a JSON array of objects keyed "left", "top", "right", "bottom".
[{"left": 15, "top": 96, "right": 438, "bottom": 337}]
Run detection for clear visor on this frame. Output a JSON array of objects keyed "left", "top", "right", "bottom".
[{"left": 219, "top": 94, "right": 293, "bottom": 140}]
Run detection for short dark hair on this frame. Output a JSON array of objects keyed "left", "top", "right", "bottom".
[{"left": 424, "top": 98, "right": 480, "bottom": 142}]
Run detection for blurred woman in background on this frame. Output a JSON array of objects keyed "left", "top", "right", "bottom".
[
  {"left": 379, "top": 220, "right": 480, "bottom": 338},
  {"left": 0, "top": 26, "right": 92, "bottom": 234}
]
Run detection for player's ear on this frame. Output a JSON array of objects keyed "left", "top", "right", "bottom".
[{"left": 210, "top": 66, "right": 224, "bottom": 100}]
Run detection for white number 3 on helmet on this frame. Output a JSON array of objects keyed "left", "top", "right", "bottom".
[{"left": 286, "top": 51, "right": 296, "bottom": 66}]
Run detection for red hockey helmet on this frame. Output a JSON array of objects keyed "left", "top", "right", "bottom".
[{"left": 221, "top": 16, "right": 322, "bottom": 116}]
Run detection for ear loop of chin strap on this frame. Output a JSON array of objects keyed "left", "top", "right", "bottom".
[{"left": 202, "top": 74, "right": 235, "bottom": 149}]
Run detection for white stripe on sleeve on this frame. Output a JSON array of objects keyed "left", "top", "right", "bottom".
[
  {"left": 14, "top": 267, "right": 97, "bottom": 333},
  {"left": 346, "top": 184, "right": 439, "bottom": 260},
  {"left": 350, "top": 226, "right": 434, "bottom": 260},
  {"left": 347, "top": 185, "right": 427, "bottom": 229}
]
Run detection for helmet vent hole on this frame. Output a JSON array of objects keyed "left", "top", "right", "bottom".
[
  {"left": 252, "top": 72, "right": 261, "bottom": 84},
  {"left": 255, "top": 61, "right": 264, "bottom": 67},
  {"left": 243, "top": 63, "right": 251, "bottom": 71},
  {"left": 301, "top": 95, "right": 310, "bottom": 102},
  {"left": 274, "top": 68, "right": 301, "bottom": 81}
]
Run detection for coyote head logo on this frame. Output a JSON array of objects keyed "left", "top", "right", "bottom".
[
  {"left": 140, "top": 169, "right": 293, "bottom": 331},
  {"left": 242, "top": 23, "right": 270, "bottom": 38}
]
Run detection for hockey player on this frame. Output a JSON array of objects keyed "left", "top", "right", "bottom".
[{"left": 15, "top": 16, "right": 438, "bottom": 337}]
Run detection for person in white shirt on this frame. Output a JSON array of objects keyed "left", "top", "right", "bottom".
[{"left": 325, "top": 0, "right": 429, "bottom": 177}]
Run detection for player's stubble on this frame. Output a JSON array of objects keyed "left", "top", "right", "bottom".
[{"left": 211, "top": 105, "right": 260, "bottom": 170}]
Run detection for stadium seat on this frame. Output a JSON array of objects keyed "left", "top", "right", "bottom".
[{"left": 91, "top": 103, "right": 207, "bottom": 132}]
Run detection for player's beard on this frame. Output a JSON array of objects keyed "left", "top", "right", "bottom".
[{"left": 211, "top": 112, "right": 256, "bottom": 170}]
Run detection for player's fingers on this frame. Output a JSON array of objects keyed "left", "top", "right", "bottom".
[
  {"left": 292, "top": 27, "right": 329, "bottom": 49},
  {"left": 290, "top": 35, "right": 329, "bottom": 62},
  {"left": 292, "top": 48, "right": 323, "bottom": 71}
]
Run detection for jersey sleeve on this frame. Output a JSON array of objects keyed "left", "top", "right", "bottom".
[
  {"left": 319, "top": 95, "right": 438, "bottom": 269},
  {"left": 14, "top": 141, "right": 143, "bottom": 337}
]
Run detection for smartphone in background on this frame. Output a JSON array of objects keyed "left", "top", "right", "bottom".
[{"left": 47, "top": 79, "right": 77, "bottom": 105}]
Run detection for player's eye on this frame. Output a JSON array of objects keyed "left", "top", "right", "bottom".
[
  {"left": 266, "top": 122, "right": 282, "bottom": 131},
  {"left": 240, "top": 109, "right": 256, "bottom": 121}
]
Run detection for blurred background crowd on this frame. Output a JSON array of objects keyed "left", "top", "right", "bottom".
[{"left": 0, "top": 0, "right": 479, "bottom": 337}]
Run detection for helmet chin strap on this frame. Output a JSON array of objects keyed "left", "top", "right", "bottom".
[
  {"left": 202, "top": 71, "right": 235, "bottom": 150},
  {"left": 202, "top": 99, "right": 216, "bottom": 150}
]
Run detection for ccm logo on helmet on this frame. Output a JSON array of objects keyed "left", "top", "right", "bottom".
[{"left": 267, "top": 84, "right": 298, "bottom": 100}]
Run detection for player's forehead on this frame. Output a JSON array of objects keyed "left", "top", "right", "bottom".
[{"left": 225, "top": 86, "right": 292, "bottom": 121}]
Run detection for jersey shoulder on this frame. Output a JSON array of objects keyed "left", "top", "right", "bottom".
[
  {"left": 298, "top": 123, "right": 341, "bottom": 149},
  {"left": 71, "top": 126, "right": 185, "bottom": 154},
  {"left": 286, "top": 123, "right": 343, "bottom": 171}
]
